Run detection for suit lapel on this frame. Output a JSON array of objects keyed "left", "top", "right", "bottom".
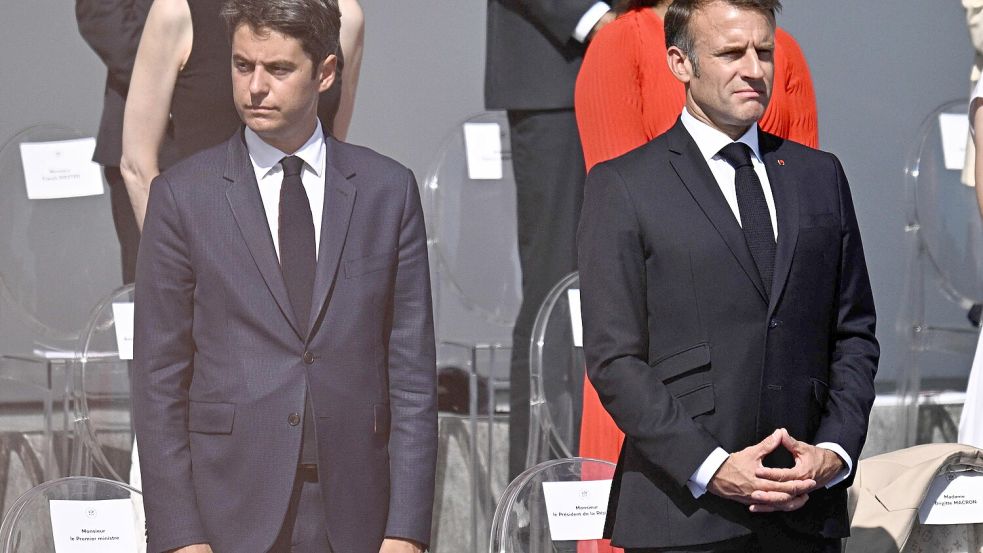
[
  {"left": 224, "top": 130, "right": 304, "bottom": 339},
  {"left": 760, "top": 131, "right": 799, "bottom": 315},
  {"left": 666, "top": 121, "right": 768, "bottom": 303},
  {"left": 308, "top": 136, "right": 356, "bottom": 336}
]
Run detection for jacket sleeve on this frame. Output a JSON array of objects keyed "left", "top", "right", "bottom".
[
  {"left": 132, "top": 174, "right": 209, "bottom": 552},
  {"left": 811, "top": 154, "right": 879, "bottom": 486},
  {"left": 75, "top": 0, "right": 154, "bottom": 86},
  {"left": 383, "top": 169, "right": 438, "bottom": 546},
  {"left": 578, "top": 162, "right": 721, "bottom": 488},
  {"left": 512, "top": 0, "right": 606, "bottom": 45}
]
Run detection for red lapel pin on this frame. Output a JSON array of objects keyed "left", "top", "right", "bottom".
[{"left": 777, "top": 159, "right": 785, "bottom": 166}]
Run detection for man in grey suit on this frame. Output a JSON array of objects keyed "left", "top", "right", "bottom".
[
  {"left": 132, "top": 1, "right": 437, "bottom": 552},
  {"left": 485, "top": 0, "right": 614, "bottom": 479}
]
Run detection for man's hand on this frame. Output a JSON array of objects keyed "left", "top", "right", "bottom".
[
  {"left": 586, "top": 11, "right": 616, "bottom": 42},
  {"left": 706, "top": 429, "right": 815, "bottom": 513},
  {"left": 379, "top": 538, "right": 424, "bottom": 553},
  {"left": 754, "top": 429, "right": 845, "bottom": 497},
  {"left": 169, "top": 545, "right": 212, "bottom": 553}
]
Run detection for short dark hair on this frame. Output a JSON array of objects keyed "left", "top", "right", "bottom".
[
  {"left": 664, "top": 0, "right": 781, "bottom": 73},
  {"left": 222, "top": 0, "right": 341, "bottom": 67}
]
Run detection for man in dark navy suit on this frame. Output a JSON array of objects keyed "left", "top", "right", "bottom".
[{"left": 578, "top": 1, "right": 879, "bottom": 551}]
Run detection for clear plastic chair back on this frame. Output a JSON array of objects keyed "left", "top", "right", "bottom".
[
  {"left": 71, "top": 284, "right": 135, "bottom": 483},
  {"left": 421, "top": 111, "right": 521, "bottom": 332},
  {"left": 489, "top": 457, "right": 616, "bottom": 553},
  {"left": 528, "top": 272, "right": 584, "bottom": 468},
  {"left": 897, "top": 99, "right": 982, "bottom": 446},
  {"left": 0, "top": 476, "right": 144, "bottom": 552},
  {"left": 0, "top": 125, "right": 120, "bottom": 354}
]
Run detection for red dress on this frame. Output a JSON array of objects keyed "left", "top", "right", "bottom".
[{"left": 573, "top": 10, "right": 818, "bottom": 550}]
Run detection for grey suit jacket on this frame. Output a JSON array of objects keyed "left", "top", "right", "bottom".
[
  {"left": 132, "top": 129, "right": 437, "bottom": 553},
  {"left": 579, "top": 120, "right": 879, "bottom": 548}
]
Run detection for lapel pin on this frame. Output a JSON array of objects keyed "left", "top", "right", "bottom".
[{"left": 777, "top": 159, "right": 785, "bottom": 166}]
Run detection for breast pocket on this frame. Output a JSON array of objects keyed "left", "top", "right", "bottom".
[
  {"left": 345, "top": 250, "right": 395, "bottom": 279},
  {"left": 651, "top": 343, "right": 715, "bottom": 417}
]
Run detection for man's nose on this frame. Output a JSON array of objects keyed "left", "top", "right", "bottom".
[
  {"left": 249, "top": 68, "right": 269, "bottom": 95},
  {"left": 742, "top": 51, "right": 765, "bottom": 80}
]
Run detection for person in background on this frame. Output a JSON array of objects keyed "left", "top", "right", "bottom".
[
  {"left": 75, "top": 0, "right": 160, "bottom": 284},
  {"left": 485, "top": 0, "right": 615, "bottom": 480},
  {"left": 960, "top": 65, "right": 983, "bottom": 449},
  {"left": 575, "top": 0, "right": 819, "bottom": 469},
  {"left": 120, "top": 0, "right": 364, "bottom": 232}
]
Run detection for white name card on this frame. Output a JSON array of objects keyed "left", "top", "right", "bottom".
[
  {"left": 541, "top": 479, "right": 611, "bottom": 541},
  {"left": 918, "top": 471, "right": 983, "bottom": 525},
  {"left": 111, "top": 302, "right": 135, "bottom": 361},
  {"left": 463, "top": 122, "right": 503, "bottom": 180},
  {"left": 49, "top": 499, "right": 139, "bottom": 552},
  {"left": 939, "top": 113, "right": 969, "bottom": 172},
  {"left": 19, "top": 138, "right": 104, "bottom": 199},
  {"left": 567, "top": 288, "right": 583, "bottom": 348}
]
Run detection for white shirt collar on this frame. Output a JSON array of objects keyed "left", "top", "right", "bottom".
[
  {"left": 243, "top": 120, "right": 325, "bottom": 178},
  {"left": 679, "top": 107, "right": 761, "bottom": 164}
]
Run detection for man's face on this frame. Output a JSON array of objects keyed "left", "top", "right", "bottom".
[
  {"left": 231, "top": 24, "right": 336, "bottom": 153},
  {"left": 668, "top": 2, "right": 775, "bottom": 139}
]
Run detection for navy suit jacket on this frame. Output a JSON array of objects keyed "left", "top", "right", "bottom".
[
  {"left": 133, "top": 129, "right": 437, "bottom": 553},
  {"left": 578, "top": 120, "right": 879, "bottom": 548}
]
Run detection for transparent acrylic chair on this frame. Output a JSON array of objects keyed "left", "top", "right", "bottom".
[
  {"left": 0, "top": 124, "right": 121, "bottom": 503},
  {"left": 0, "top": 476, "right": 144, "bottom": 552},
  {"left": 489, "top": 457, "right": 616, "bottom": 553},
  {"left": 527, "top": 272, "right": 584, "bottom": 468},
  {"left": 70, "top": 284, "right": 136, "bottom": 484},
  {"left": 423, "top": 111, "right": 519, "bottom": 552},
  {"left": 896, "top": 98, "right": 983, "bottom": 447}
]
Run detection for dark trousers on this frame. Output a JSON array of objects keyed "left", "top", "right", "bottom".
[
  {"left": 626, "top": 530, "right": 842, "bottom": 553},
  {"left": 105, "top": 167, "right": 140, "bottom": 284},
  {"left": 270, "top": 466, "right": 332, "bottom": 552},
  {"left": 506, "top": 109, "right": 586, "bottom": 479}
]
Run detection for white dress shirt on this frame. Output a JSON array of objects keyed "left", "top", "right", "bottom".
[
  {"left": 244, "top": 121, "right": 326, "bottom": 261},
  {"left": 678, "top": 107, "right": 852, "bottom": 497}
]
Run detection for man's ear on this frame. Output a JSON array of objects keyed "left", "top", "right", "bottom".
[
  {"left": 316, "top": 54, "right": 337, "bottom": 93},
  {"left": 667, "top": 45, "right": 692, "bottom": 84}
]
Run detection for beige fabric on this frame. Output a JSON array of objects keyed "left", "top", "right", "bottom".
[{"left": 846, "top": 443, "right": 983, "bottom": 553}]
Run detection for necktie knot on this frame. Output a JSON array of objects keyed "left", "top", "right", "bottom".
[
  {"left": 718, "top": 142, "right": 753, "bottom": 169},
  {"left": 281, "top": 155, "right": 304, "bottom": 178}
]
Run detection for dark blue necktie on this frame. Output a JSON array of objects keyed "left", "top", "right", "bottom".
[
  {"left": 717, "top": 142, "right": 775, "bottom": 296},
  {"left": 278, "top": 156, "right": 315, "bottom": 335},
  {"left": 279, "top": 155, "right": 318, "bottom": 465}
]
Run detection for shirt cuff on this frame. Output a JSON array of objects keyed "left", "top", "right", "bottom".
[
  {"left": 686, "top": 447, "right": 729, "bottom": 498},
  {"left": 572, "top": 3, "right": 611, "bottom": 43},
  {"left": 816, "top": 442, "right": 852, "bottom": 488}
]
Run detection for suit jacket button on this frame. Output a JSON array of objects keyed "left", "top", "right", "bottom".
[
  {"left": 768, "top": 319, "right": 780, "bottom": 329},
  {"left": 303, "top": 351, "right": 315, "bottom": 364},
  {"left": 288, "top": 412, "right": 301, "bottom": 426}
]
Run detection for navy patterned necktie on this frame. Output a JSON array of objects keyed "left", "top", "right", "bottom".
[
  {"left": 278, "top": 155, "right": 315, "bottom": 335},
  {"left": 717, "top": 142, "right": 775, "bottom": 296}
]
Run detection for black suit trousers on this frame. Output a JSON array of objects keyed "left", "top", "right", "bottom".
[{"left": 506, "top": 108, "right": 585, "bottom": 478}]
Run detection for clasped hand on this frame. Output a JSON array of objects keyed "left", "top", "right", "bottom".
[{"left": 706, "top": 428, "right": 844, "bottom": 513}]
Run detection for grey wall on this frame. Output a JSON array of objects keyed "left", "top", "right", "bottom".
[{"left": 0, "top": 1, "right": 975, "bottom": 387}]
